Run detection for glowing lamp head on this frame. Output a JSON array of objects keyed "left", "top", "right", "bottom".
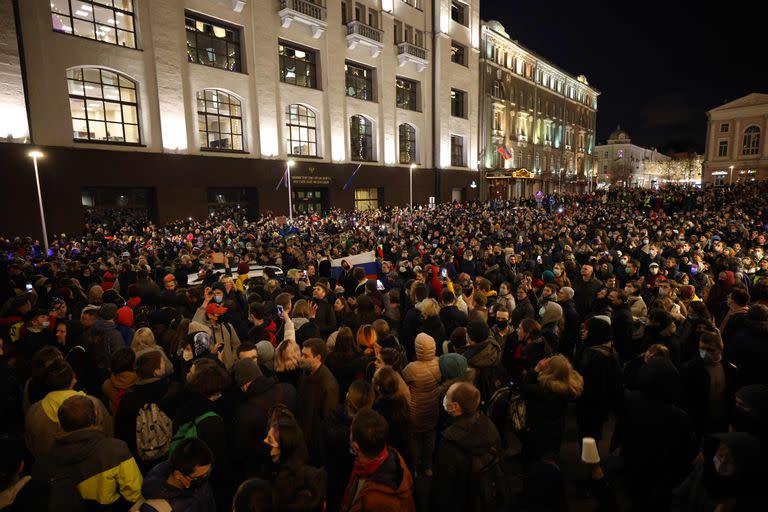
[
  {"left": 28, "top": 150, "right": 44, "bottom": 159},
  {"left": 287, "top": 160, "right": 295, "bottom": 168}
]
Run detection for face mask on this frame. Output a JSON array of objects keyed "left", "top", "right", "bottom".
[
  {"left": 539, "top": 307, "right": 546, "bottom": 317},
  {"left": 442, "top": 395, "right": 452, "bottom": 414},
  {"left": 658, "top": 288, "right": 669, "bottom": 297},
  {"left": 625, "top": 267, "right": 632, "bottom": 274},
  {"left": 620, "top": 259, "right": 628, "bottom": 266},
  {"left": 182, "top": 349, "right": 194, "bottom": 362},
  {"left": 712, "top": 454, "right": 735, "bottom": 476},
  {"left": 41, "top": 321, "right": 50, "bottom": 328},
  {"left": 496, "top": 320, "right": 509, "bottom": 330},
  {"left": 298, "top": 358, "right": 313, "bottom": 371},
  {"left": 700, "top": 349, "right": 711, "bottom": 361},
  {"left": 213, "top": 296, "right": 223, "bottom": 304},
  {"left": 650, "top": 268, "right": 659, "bottom": 275}
]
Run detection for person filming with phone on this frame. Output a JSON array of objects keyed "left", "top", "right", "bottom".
[{"left": 192, "top": 286, "right": 241, "bottom": 370}]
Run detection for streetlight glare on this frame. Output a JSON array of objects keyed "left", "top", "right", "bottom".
[
  {"left": 28, "top": 150, "right": 44, "bottom": 159},
  {"left": 287, "top": 160, "right": 295, "bottom": 167}
]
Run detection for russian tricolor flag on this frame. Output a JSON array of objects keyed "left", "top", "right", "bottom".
[{"left": 331, "top": 251, "right": 379, "bottom": 281}]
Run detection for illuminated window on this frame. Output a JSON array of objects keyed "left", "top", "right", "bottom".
[
  {"left": 67, "top": 67, "right": 140, "bottom": 144},
  {"left": 286, "top": 104, "right": 318, "bottom": 157},
  {"left": 346, "top": 62, "right": 375, "bottom": 101},
  {"left": 396, "top": 77, "right": 419, "bottom": 111},
  {"left": 743, "top": 126, "right": 760, "bottom": 155},
  {"left": 355, "top": 188, "right": 379, "bottom": 211},
  {"left": 718, "top": 140, "right": 728, "bottom": 157},
  {"left": 451, "top": 41, "right": 466, "bottom": 65},
  {"left": 279, "top": 42, "right": 318, "bottom": 89},
  {"left": 399, "top": 124, "right": 417, "bottom": 164},
  {"left": 350, "top": 115, "right": 374, "bottom": 161},
  {"left": 51, "top": 0, "right": 136, "bottom": 48},
  {"left": 196, "top": 90, "right": 244, "bottom": 151},
  {"left": 185, "top": 12, "right": 241, "bottom": 72}
]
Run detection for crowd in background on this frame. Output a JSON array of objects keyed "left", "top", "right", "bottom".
[{"left": 0, "top": 183, "right": 767, "bottom": 511}]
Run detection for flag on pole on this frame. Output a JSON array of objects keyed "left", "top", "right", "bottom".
[
  {"left": 342, "top": 164, "right": 363, "bottom": 191},
  {"left": 497, "top": 146, "right": 511, "bottom": 160},
  {"left": 275, "top": 168, "right": 289, "bottom": 191}
]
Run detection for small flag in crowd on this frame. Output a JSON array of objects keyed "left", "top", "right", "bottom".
[{"left": 497, "top": 146, "right": 511, "bottom": 160}]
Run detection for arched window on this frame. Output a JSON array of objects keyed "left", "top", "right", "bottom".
[
  {"left": 350, "top": 115, "right": 374, "bottom": 162},
  {"left": 196, "top": 90, "right": 244, "bottom": 151},
  {"left": 67, "top": 67, "right": 140, "bottom": 143},
  {"left": 743, "top": 126, "right": 761, "bottom": 156},
  {"left": 492, "top": 80, "right": 504, "bottom": 99},
  {"left": 399, "top": 124, "right": 416, "bottom": 164},
  {"left": 286, "top": 104, "right": 317, "bottom": 156}
]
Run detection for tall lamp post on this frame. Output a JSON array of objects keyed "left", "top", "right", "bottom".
[
  {"left": 286, "top": 160, "right": 295, "bottom": 220},
  {"left": 729, "top": 165, "right": 734, "bottom": 186},
  {"left": 559, "top": 167, "right": 564, "bottom": 193},
  {"left": 409, "top": 163, "right": 415, "bottom": 210},
  {"left": 28, "top": 150, "right": 49, "bottom": 253}
]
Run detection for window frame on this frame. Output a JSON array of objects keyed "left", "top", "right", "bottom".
[
  {"left": 720, "top": 123, "right": 729, "bottom": 133},
  {"left": 196, "top": 89, "right": 245, "bottom": 152},
  {"left": 67, "top": 66, "right": 141, "bottom": 145},
  {"left": 285, "top": 104, "right": 319, "bottom": 157},
  {"left": 450, "top": 134, "right": 464, "bottom": 167},
  {"left": 350, "top": 115, "right": 375, "bottom": 162},
  {"left": 718, "top": 139, "right": 728, "bottom": 157},
  {"left": 398, "top": 124, "right": 417, "bottom": 164},
  {"left": 742, "top": 126, "right": 761, "bottom": 156},
  {"left": 279, "top": 41, "right": 319, "bottom": 89},
  {"left": 450, "top": 41, "right": 467, "bottom": 66},
  {"left": 354, "top": 187, "right": 380, "bottom": 211},
  {"left": 450, "top": 88, "right": 467, "bottom": 118},
  {"left": 185, "top": 11, "right": 243, "bottom": 73},
  {"left": 50, "top": 0, "right": 138, "bottom": 49},
  {"left": 396, "top": 77, "right": 419, "bottom": 111},
  {"left": 450, "top": 0, "right": 467, "bottom": 26},
  {"left": 345, "top": 61, "right": 375, "bottom": 101}
]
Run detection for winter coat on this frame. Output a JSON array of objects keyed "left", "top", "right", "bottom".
[
  {"left": 510, "top": 297, "right": 535, "bottom": 327},
  {"left": 496, "top": 292, "right": 516, "bottom": 314},
  {"left": 31, "top": 427, "right": 142, "bottom": 508},
  {"left": 611, "top": 303, "right": 635, "bottom": 363},
  {"left": 314, "top": 296, "right": 337, "bottom": 338},
  {"left": 520, "top": 371, "right": 572, "bottom": 460},
  {"left": 402, "top": 335, "right": 442, "bottom": 433},
  {"left": 572, "top": 275, "right": 604, "bottom": 319},
  {"left": 433, "top": 412, "right": 501, "bottom": 512},
  {"left": 297, "top": 364, "right": 339, "bottom": 464},
  {"left": 137, "top": 460, "right": 216, "bottom": 512},
  {"left": 419, "top": 315, "right": 446, "bottom": 349},
  {"left": 322, "top": 405, "right": 356, "bottom": 512},
  {"left": 727, "top": 319, "right": 768, "bottom": 385},
  {"left": 85, "top": 319, "right": 126, "bottom": 356},
  {"left": 342, "top": 448, "right": 415, "bottom": 512},
  {"left": 557, "top": 298, "right": 581, "bottom": 360},
  {"left": 439, "top": 305, "right": 468, "bottom": 341},
  {"left": 25, "top": 389, "right": 113, "bottom": 460},
  {"left": 628, "top": 295, "right": 648, "bottom": 319},
  {"left": 234, "top": 376, "right": 297, "bottom": 477},
  {"left": 681, "top": 356, "right": 739, "bottom": 436},
  {"left": 273, "top": 462, "right": 326, "bottom": 512},
  {"left": 101, "top": 370, "right": 138, "bottom": 415},
  {"left": 191, "top": 308, "right": 241, "bottom": 370},
  {"left": 325, "top": 352, "right": 371, "bottom": 401}
]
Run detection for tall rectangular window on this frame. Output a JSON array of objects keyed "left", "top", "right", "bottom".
[
  {"left": 394, "top": 20, "right": 402, "bottom": 43},
  {"left": 185, "top": 12, "right": 242, "bottom": 72},
  {"left": 345, "top": 62, "right": 374, "bottom": 101},
  {"left": 396, "top": 77, "right": 419, "bottom": 111},
  {"left": 341, "top": 1, "right": 349, "bottom": 24},
  {"left": 355, "top": 188, "right": 379, "bottom": 211},
  {"left": 279, "top": 42, "right": 318, "bottom": 89},
  {"left": 368, "top": 9, "right": 378, "bottom": 28},
  {"left": 718, "top": 140, "right": 728, "bottom": 157},
  {"left": 51, "top": 0, "right": 137, "bottom": 48},
  {"left": 720, "top": 123, "right": 729, "bottom": 133},
  {"left": 451, "top": 41, "right": 466, "bottom": 65},
  {"left": 451, "top": 89, "right": 466, "bottom": 118},
  {"left": 450, "top": 1, "right": 467, "bottom": 26},
  {"left": 451, "top": 135, "right": 464, "bottom": 166}
]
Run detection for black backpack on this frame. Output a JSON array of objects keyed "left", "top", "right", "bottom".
[{"left": 462, "top": 443, "right": 512, "bottom": 511}]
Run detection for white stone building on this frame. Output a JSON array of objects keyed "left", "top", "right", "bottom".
[{"left": 595, "top": 127, "right": 669, "bottom": 188}]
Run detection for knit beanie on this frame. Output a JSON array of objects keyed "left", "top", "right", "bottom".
[
  {"left": 438, "top": 353, "right": 468, "bottom": 381},
  {"left": 256, "top": 340, "right": 275, "bottom": 364}
]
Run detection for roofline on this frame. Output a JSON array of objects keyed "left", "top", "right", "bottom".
[{"left": 481, "top": 20, "right": 601, "bottom": 96}]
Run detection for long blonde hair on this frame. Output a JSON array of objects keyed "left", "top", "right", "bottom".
[
  {"left": 131, "top": 327, "right": 156, "bottom": 352},
  {"left": 274, "top": 339, "right": 301, "bottom": 372},
  {"left": 537, "top": 354, "right": 584, "bottom": 398}
]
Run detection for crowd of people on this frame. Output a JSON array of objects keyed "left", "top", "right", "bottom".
[{"left": 0, "top": 182, "right": 767, "bottom": 511}]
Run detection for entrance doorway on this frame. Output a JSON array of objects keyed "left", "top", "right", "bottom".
[
  {"left": 207, "top": 188, "right": 259, "bottom": 219},
  {"left": 81, "top": 187, "right": 157, "bottom": 228},
  {"left": 293, "top": 188, "right": 328, "bottom": 216}
]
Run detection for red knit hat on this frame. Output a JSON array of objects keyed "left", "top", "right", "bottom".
[{"left": 116, "top": 306, "right": 134, "bottom": 327}]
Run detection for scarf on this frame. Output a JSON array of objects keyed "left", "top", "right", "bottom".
[{"left": 340, "top": 447, "right": 389, "bottom": 511}]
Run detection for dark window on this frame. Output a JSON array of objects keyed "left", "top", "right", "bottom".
[
  {"left": 399, "top": 124, "right": 417, "bottom": 164},
  {"left": 450, "top": 1, "right": 466, "bottom": 25},
  {"left": 196, "top": 90, "right": 244, "bottom": 151},
  {"left": 718, "top": 140, "right": 728, "bottom": 157},
  {"left": 185, "top": 12, "right": 241, "bottom": 72},
  {"left": 743, "top": 126, "right": 760, "bottom": 156},
  {"left": 345, "top": 62, "right": 374, "bottom": 101},
  {"left": 451, "top": 41, "right": 466, "bottom": 65},
  {"left": 279, "top": 42, "right": 318, "bottom": 89},
  {"left": 720, "top": 123, "right": 729, "bottom": 133},
  {"left": 50, "top": 0, "right": 137, "bottom": 48},
  {"left": 396, "top": 77, "right": 418, "bottom": 111},
  {"left": 451, "top": 89, "right": 466, "bottom": 118},
  {"left": 350, "top": 115, "right": 374, "bottom": 161},
  {"left": 286, "top": 104, "right": 318, "bottom": 157},
  {"left": 451, "top": 135, "right": 464, "bottom": 167},
  {"left": 67, "top": 67, "right": 140, "bottom": 144}
]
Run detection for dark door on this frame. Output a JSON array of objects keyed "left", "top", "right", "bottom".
[{"left": 293, "top": 188, "right": 328, "bottom": 216}]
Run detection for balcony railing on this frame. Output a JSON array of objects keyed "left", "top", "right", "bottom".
[
  {"left": 396, "top": 41, "right": 428, "bottom": 71},
  {"left": 346, "top": 21, "right": 384, "bottom": 56},
  {"left": 278, "top": 0, "right": 327, "bottom": 38}
]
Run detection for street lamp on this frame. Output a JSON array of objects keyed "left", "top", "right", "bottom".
[
  {"left": 729, "top": 165, "right": 734, "bottom": 186},
  {"left": 286, "top": 160, "right": 295, "bottom": 220},
  {"left": 409, "top": 164, "right": 415, "bottom": 210},
  {"left": 559, "top": 167, "right": 564, "bottom": 193},
  {"left": 28, "top": 150, "right": 49, "bottom": 253}
]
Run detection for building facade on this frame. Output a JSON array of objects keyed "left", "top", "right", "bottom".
[
  {"left": 0, "top": 0, "right": 481, "bottom": 237},
  {"left": 478, "top": 20, "right": 598, "bottom": 200},
  {"left": 702, "top": 93, "right": 768, "bottom": 186},
  {"left": 594, "top": 127, "right": 670, "bottom": 188}
]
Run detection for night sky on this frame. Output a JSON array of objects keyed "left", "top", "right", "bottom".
[{"left": 480, "top": 1, "right": 768, "bottom": 154}]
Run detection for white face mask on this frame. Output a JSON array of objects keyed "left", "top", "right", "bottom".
[
  {"left": 41, "top": 321, "right": 50, "bottom": 329},
  {"left": 539, "top": 307, "right": 546, "bottom": 317},
  {"left": 699, "top": 349, "right": 710, "bottom": 361}
]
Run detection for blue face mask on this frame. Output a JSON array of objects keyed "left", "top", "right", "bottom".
[{"left": 214, "top": 296, "right": 223, "bottom": 304}]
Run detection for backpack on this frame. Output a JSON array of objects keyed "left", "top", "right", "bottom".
[
  {"left": 168, "top": 411, "right": 219, "bottom": 454},
  {"left": 136, "top": 402, "right": 173, "bottom": 461},
  {"left": 486, "top": 385, "right": 526, "bottom": 435},
  {"left": 476, "top": 362, "right": 509, "bottom": 406},
  {"left": 463, "top": 442, "right": 512, "bottom": 510}
]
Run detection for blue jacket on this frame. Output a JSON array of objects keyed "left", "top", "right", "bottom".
[{"left": 139, "top": 461, "right": 216, "bottom": 512}]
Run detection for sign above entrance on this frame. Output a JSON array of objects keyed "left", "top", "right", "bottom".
[
  {"left": 292, "top": 175, "right": 332, "bottom": 186},
  {"left": 512, "top": 168, "right": 534, "bottom": 179}
]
